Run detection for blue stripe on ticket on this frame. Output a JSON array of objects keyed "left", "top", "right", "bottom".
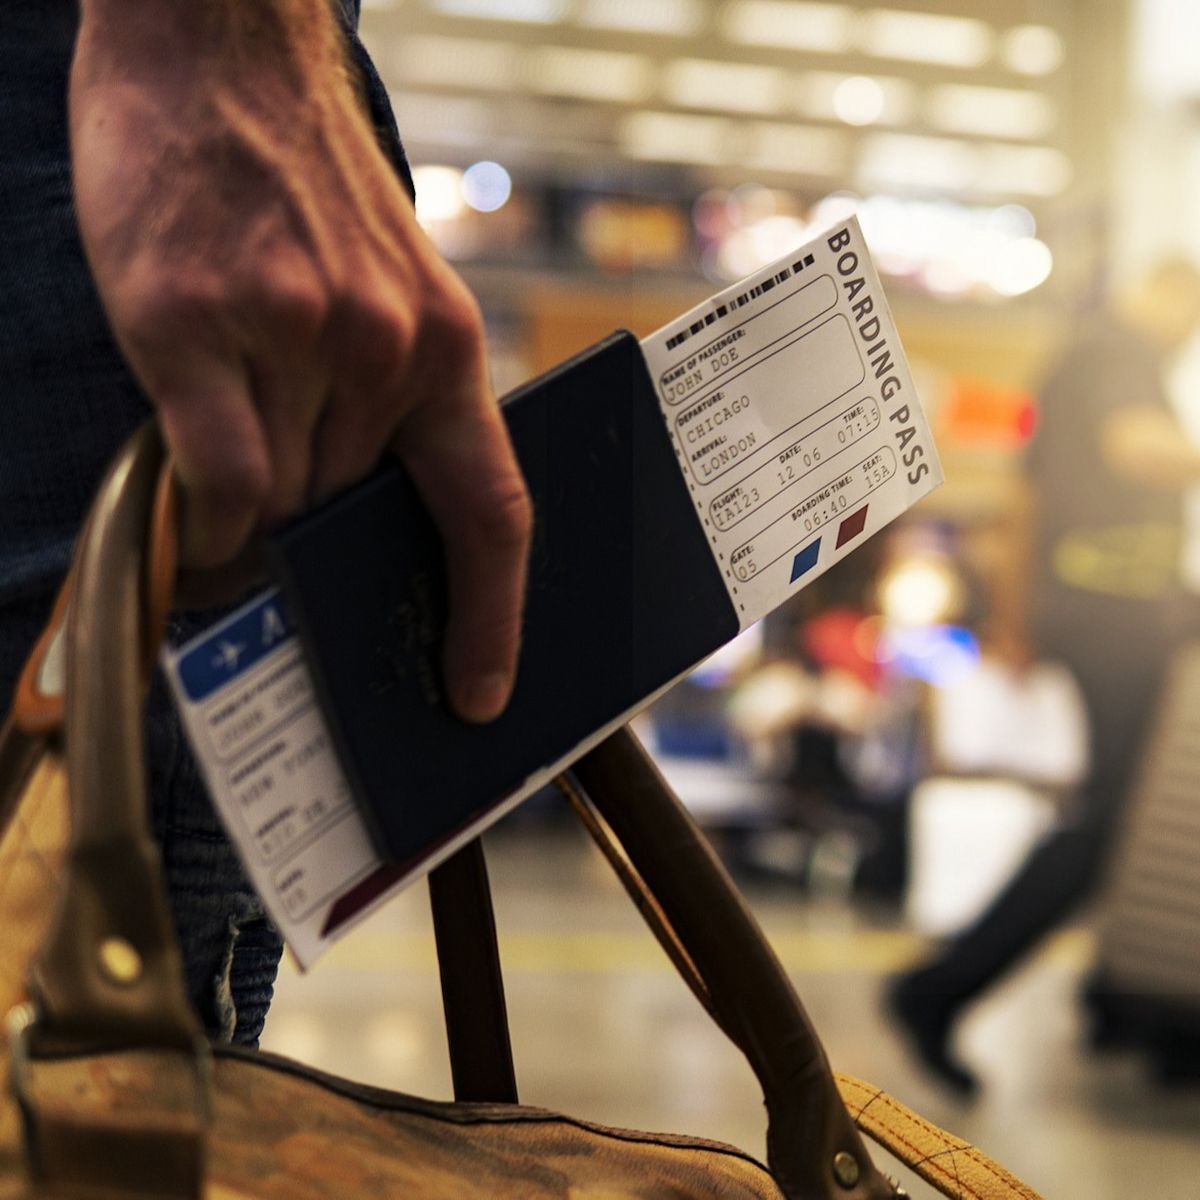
[
  {"left": 175, "top": 590, "right": 296, "bottom": 703},
  {"left": 790, "top": 539, "right": 822, "bottom": 582}
]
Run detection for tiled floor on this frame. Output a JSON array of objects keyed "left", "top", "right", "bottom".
[{"left": 261, "top": 821, "right": 1200, "bottom": 1198}]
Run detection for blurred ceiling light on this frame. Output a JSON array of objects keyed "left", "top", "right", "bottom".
[
  {"left": 978, "top": 143, "right": 1073, "bottom": 197},
  {"left": 722, "top": 0, "right": 855, "bottom": 54},
  {"left": 844, "top": 194, "right": 1050, "bottom": 299},
  {"left": 700, "top": 183, "right": 815, "bottom": 279},
  {"left": 985, "top": 236, "right": 1053, "bottom": 295},
  {"left": 620, "top": 111, "right": 731, "bottom": 165},
  {"left": 395, "top": 36, "right": 518, "bottom": 90},
  {"left": 860, "top": 10, "right": 993, "bottom": 68},
  {"left": 461, "top": 160, "right": 512, "bottom": 212},
  {"left": 858, "top": 131, "right": 1070, "bottom": 199},
  {"left": 855, "top": 194, "right": 963, "bottom": 276},
  {"left": 921, "top": 258, "right": 974, "bottom": 298},
  {"left": 739, "top": 121, "right": 845, "bottom": 176},
  {"left": 857, "top": 132, "right": 976, "bottom": 193},
  {"left": 429, "top": 0, "right": 566, "bottom": 22},
  {"left": 797, "top": 72, "right": 914, "bottom": 125},
  {"left": 927, "top": 84, "right": 1056, "bottom": 140},
  {"left": 988, "top": 203, "right": 1036, "bottom": 238},
  {"left": 878, "top": 555, "right": 966, "bottom": 627},
  {"left": 530, "top": 46, "right": 652, "bottom": 103},
  {"left": 730, "top": 181, "right": 785, "bottom": 220},
  {"left": 692, "top": 188, "right": 737, "bottom": 239},
  {"left": 663, "top": 58, "right": 785, "bottom": 115},
  {"left": 1001, "top": 24, "right": 1065, "bottom": 76},
  {"left": 1135, "top": 0, "right": 1200, "bottom": 106},
  {"left": 716, "top": 215, "right": 812, "bottom": 279},
  {"left": 411, "top": 165, "right": 467, "bottom": 225},
  {"left": 812, "top": 191, "right": 862, "bottom": 227},
  {"left": 833, "top": 76, "right": 886, "bottom": 126},
  {"left": 580, "top": 0, "right": 703, "bottom": 37}
]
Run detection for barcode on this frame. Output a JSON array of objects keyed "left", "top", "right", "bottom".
[{"left": 664, "top": 253, "right": 816, "bottom": 352}]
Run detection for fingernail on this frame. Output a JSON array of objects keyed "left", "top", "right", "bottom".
[{"left": 458, "top": 672, "right": 512, "bottom": 723}]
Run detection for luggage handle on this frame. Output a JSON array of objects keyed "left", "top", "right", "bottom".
[
  {"left": 12, "top": 425, "right": 207, "bottom": 1198},
  {"left": 29, "top": 425, "right": 199, "bottom": 1052},
  {"left": 569, "top": 743, "right": 895, "bottom": 1198}
]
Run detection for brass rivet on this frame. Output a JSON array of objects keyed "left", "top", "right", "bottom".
[
  {"left": 833, "top": 1151, "right": 861, "bottom": 1189},
  {"left": 99, "top": 937, "right": 142, "bottom": 986}
]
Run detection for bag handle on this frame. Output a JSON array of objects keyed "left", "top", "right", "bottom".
[
  {"left": 568, "top": 734, "right": 895, "bottom": 1200},
  {"left": 11, "top": 438, "right": 178, "bottom": 739},
  {"left": 11, "top": 425, "right": 207, "bottom": 1199},
  {"left": 26, "top": 424, "right": 198, "bottom": 1050},
  {"left": 437, "top": 749, "right": 1044, "bottom": 1200},
  {"left": 554, "top": 766, "right": 1045, "bottom": 1200}
]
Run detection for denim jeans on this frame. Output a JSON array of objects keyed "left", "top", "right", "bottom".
[{"left": 0, "top": 0, "right": 410, "bottom": 1045}]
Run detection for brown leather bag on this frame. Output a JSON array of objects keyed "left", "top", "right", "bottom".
[{"left": 0, "top": 427, "right": 1044, "bottom": 1200}]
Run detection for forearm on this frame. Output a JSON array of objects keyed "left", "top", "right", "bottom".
[{"left": 73, "top": 0, "right": 348, "bottom": 102}]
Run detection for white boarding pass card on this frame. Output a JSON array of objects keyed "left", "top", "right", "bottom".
[
  {"left": 163, "top": 591, "right": 393, "bottom": 968},
  {"left": 641, "top": 215, "right": 941, "bottom": 627}
]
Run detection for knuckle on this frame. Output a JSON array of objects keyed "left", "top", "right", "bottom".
[
  {"left": 186, "top": 442, "right": 272, "bottom": 514},
  {"left": 210, "top": 465, "right": 271, "bottom": 518},
  {"left": 258, "top": 276, "right": 329, "bottom": 343},
  {"left": 116, "top": 267, "right": 223, "bottom": 342},
  {"left": 333, "top": 288, "right": 416, "bottom": 383},
  {"left": 473, "top": 481, "right": 533, "bottom": 551},
  {"left": 434, "top": 292, "right": 486, "bottom": 356},
  {"left": 414, "top": 270, "right": 486, "bottom": 359}
]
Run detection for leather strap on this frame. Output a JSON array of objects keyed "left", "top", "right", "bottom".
[
  {"left": 144, "top": 462, "right": 180, "bottom": 678},
  {"left": 429, "top": 840, "right": 519, "bottom": 1104},
  {"left": 835, "top": 1076, "right": 1043, "bottom": 1200},
  {"left": 10, "top": 572, "right": 74, "bottom": 737},
  {"left": 556, "top": 767, "right": 1044, "bottom": 1200},
  {"left": 30, "top": 423, "right": 199, "bottom": 1049},
  {"left": 570, "top": 729, "right": 893, "bottom": 1200},
  {"left": 11, "top": 451, "right": 179, "bottom": 739},
  {"left": 16, "top": 424, "right": 206, "bottom": 1198},
  {"left": 555, "top": 774, "right": 724, "bottom": 1033},
  {"left": 0, "top": 719, "right": 46, "bottom": 841}
]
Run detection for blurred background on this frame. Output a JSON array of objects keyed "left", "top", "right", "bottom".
[{"left": 261, "top": 1, "right": 1200, "bottom": 1194}]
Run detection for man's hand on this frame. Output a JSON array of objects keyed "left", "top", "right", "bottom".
[{"left": 70, "top": 0, "right": 531, "bottom": 722}]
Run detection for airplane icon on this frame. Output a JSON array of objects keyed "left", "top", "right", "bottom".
[{"left": 212, "top": 640, "right": 247, "bottom": 673}]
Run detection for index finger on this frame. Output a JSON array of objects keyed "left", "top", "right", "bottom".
[{"left": 394, "top": 371, "right": 533, "bottom": 724}]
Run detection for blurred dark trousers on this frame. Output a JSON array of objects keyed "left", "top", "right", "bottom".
[
  {"left": 910, "top": 592, "right": 1190, "bottom": 1009},
  {"left": 0, "top": 2, "right": 287, "bottom": 1043}
]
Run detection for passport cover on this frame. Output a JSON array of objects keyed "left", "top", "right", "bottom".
[{"left": 269, "top": 330, "right": 739, "bottom": 864}]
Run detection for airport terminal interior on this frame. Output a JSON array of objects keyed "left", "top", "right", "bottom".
[{"left": 248, "top": 0, "right": 1200, "bottom": 1194}]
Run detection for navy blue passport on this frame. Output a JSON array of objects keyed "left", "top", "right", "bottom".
[{"left": 269, "top": 330, "right": 738, "bottom": 865}]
